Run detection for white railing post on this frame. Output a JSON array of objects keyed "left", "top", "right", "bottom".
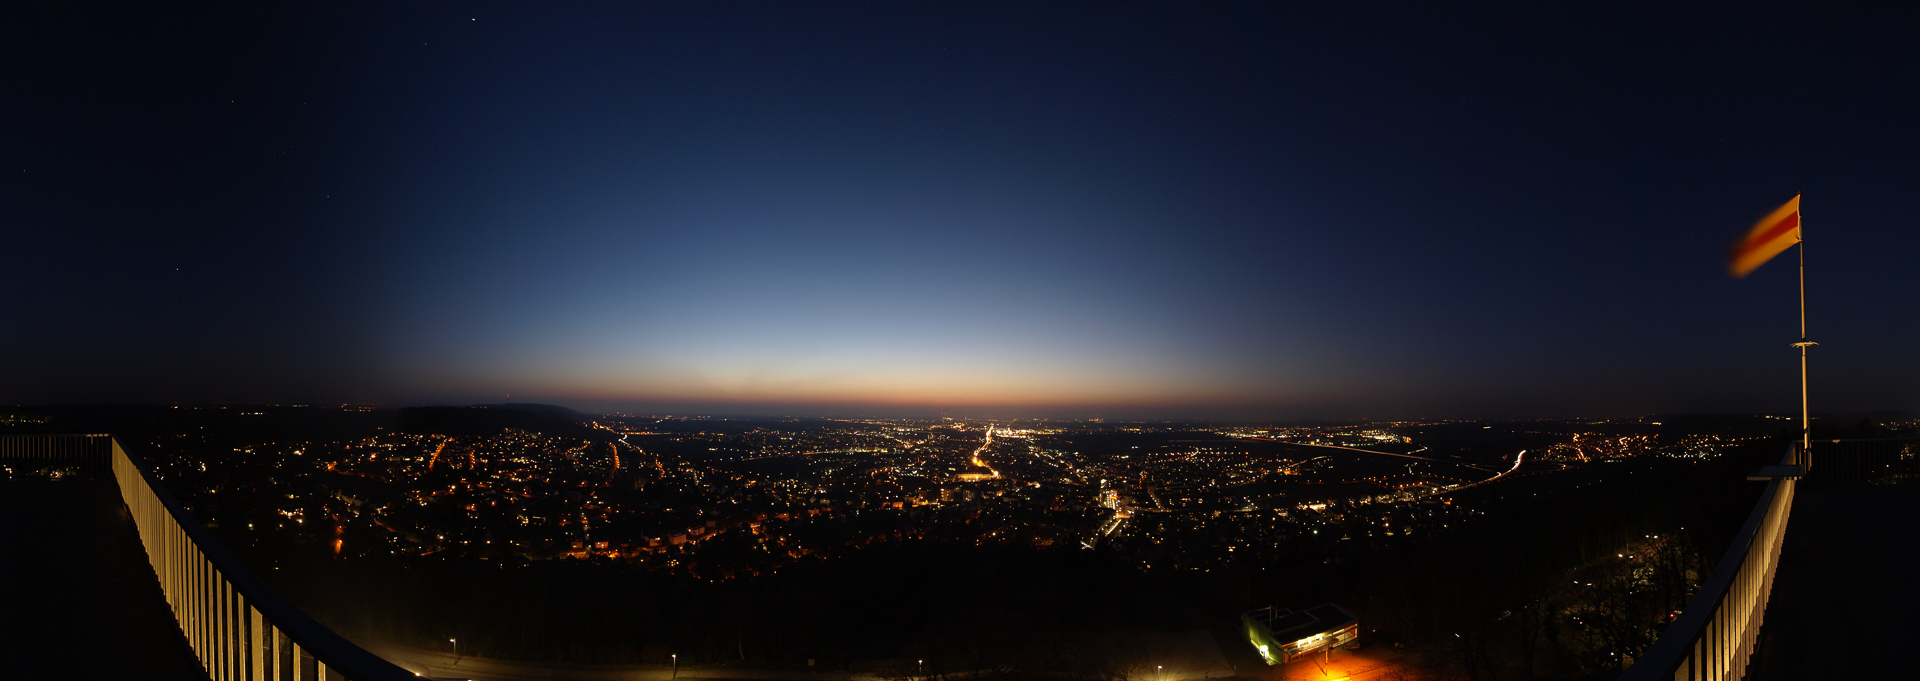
[
  {"left": 252, "top": 605, "right": 266, "bottom": 681},
  {"left": 221, "top": 574, "right": 231, "bottom": 681},
  {"left": 8, "top": 433, "right": 558, "bottom": 680},
  {"left": 1619, "top": 444, "right": 1815, "bottom": 681},
  {"left": 198, "top": 556, "right": 210, "bottom": 667}
]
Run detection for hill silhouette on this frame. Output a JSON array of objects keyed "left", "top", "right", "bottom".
[
  {"left": 471, "top": 403, "right": 590, "bottom": 423},
  {"left": 395, "top": 404, "right": 603, "bottom": 440}
]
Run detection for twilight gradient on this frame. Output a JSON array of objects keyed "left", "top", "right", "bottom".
[{"left": 8, "top": 3, "right": 1919, "bottom": 418}]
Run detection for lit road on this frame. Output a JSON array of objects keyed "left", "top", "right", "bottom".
[
  {"left": 1264, "top": 443, "right": 1525, "bottom": 499},
  {"left": 1277, "top": 440, "right": 1503, "bottom": 474},
  {"left": 1270, "top": 440, "right": 1445, "bottom": 463},
  {"left": 427, "top": 439, "right": 452, "bottom": 470},
  {"left": 968, "top": 426, "right": 1001, "bottom": 478},
  {"left": 1084, "top": 512, "right": 1129, "bottom": 548},
  {"left": 1435, "top": 449, "right": 1527, "bottom": 495}
]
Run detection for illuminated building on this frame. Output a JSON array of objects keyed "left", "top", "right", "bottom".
[{"left": 1241, "top": 603, "right": 1359, "bottom": 665}]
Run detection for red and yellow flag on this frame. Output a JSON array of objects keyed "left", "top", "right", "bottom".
[{"left": 1729, "top": 195, "right": 1801, "bottom": 277}]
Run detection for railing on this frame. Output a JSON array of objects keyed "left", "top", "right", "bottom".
[
  {"left": 1, "top": 435, "right": 414, "bottom": 681},
  {"left": 0, "top": 432, "right": 111, "bottom": 475},
  {"left": 1800, "top": 437, "right": 1920, "bottom": 484},
  {"left": 1619, "top": 437, "right": 1920, "bottom": 681}
]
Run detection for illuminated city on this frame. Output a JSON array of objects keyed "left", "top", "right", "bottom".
[
  {"left": 153, "top": 412, "right": 1759, "bottom": 572},
  {"left": 7, "top": 2, "right": 1918, "bottom": 680},
  {"left": 39, "top": 402, "right": 1873, "bottom": 679}
]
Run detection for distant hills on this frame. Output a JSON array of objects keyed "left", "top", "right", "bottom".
[
  {"left": 394, "top": 403, "right": 605, "bottom": 440},
  {"left": 471, "top": 403, "right": 590, "bottom": 422}
]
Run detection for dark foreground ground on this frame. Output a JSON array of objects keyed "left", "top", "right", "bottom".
[
  {"left": 0, "top": 477, "right": 206, "bottom": 680},
  {"left": 1751, "top": 482, "right": 1920, "bottom": 681}
]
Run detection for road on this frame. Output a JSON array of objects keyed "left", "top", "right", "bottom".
[
  {"left": 968, "top": 426, "right": 1001, "bottom": 478},
  {"left": 1270, "top": 440, "right": 1445, "bottom": 463},
  {"left": 1255, "top": 443, "right": 1526, "bottom": 499},
  {"left": 1434, "top": 449, "right": 1526, "bottom": 495}
]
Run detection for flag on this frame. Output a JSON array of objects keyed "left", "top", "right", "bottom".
[{"left": 1729, "top": 195, "right": 1801, "bottom": 278}]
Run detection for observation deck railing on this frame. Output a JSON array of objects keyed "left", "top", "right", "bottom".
[
  {"left": 1797, "top": 436, "right": 1920, "bottom": 484},
  {"left": 0, "top": 434, "right": 414, "bottom": 681},
  {"left": 1618, "top": 437, "right": 1919, "bottom": 681}
]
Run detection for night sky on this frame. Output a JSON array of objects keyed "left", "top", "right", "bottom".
[{"left": 8, "top": 2, "right": 1917, "bottom": 419}]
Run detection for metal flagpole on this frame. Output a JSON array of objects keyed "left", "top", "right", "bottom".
[{"left": 1792, "top": 222, "right": 1815, "bottom": 452}]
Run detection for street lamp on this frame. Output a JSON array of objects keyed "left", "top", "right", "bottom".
[
  {"left": 918, "top": 659, "right": 924, "bottom": 679},
  {"left": 449, "top": 638, "right": 458, "bottom": 661},
  {"left": 672, "top": 653, "right": 679, "bottom": 680}
]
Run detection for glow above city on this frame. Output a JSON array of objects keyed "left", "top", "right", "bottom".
[{"left": 7, "top": 3, "right": 1918, "bottom": 417}]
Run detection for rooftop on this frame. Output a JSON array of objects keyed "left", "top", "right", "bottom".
[
  {"left": 0, "top": 477, "right": 203, "bottom": 679},
  {"left": 1749, "top": 482, "right": 1920, "bottom": 680}
]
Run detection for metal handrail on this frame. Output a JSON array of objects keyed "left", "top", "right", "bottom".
[
  {"left": 1619, "top": 437, "right": 1920, "bottom": 680},
  {"left": 1615, "top": 443, "right": 1797, "bottom": 681},
  {"left": 3, "top": 435, "right": 414, "bottom": 681},
  {"left": 1799, "top": 436, "right": 1920, "bottom": 484}
]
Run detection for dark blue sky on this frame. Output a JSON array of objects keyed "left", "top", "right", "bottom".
[{"left": 7, "top": 2, "right": 1917, "bottom": 419}]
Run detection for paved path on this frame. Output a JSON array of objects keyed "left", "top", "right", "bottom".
[
  {"left": 1750, "top": 483, "right": 1920, "bottom": 681},
  {"left": 0, "top": 478, "right": 207, "bottom": 680}
]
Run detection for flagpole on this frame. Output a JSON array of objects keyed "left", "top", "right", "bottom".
[{"left": 1793, "top": 229, "right": 1814, "bottom": 452}]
